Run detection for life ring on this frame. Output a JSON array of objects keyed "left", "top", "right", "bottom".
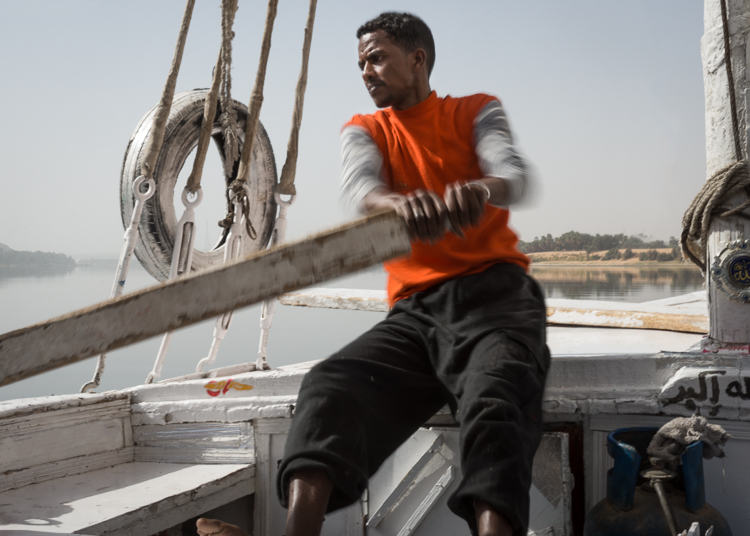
[{"left": 120, "top": 89, "right": 277, "bottom": 281}]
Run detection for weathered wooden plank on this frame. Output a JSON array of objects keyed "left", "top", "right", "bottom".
[
  {"left": 545, "top": 307, "right": 708, "bottom": 334},
  {"left": 279, "top": 288, "right": 708, "bottom": 333},
  {"left": 280, "top": 287, "right": 390, "bottom": 312},
  {"left": 0, "top": 462, "right": 254, "bottom": 535},
  {"left": 0, "top": 211, "right": 409, "bottom": 386}
]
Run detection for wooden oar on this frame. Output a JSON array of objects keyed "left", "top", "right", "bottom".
[{"left": 0, "top": 211, "right": 409, "bottom": 387}]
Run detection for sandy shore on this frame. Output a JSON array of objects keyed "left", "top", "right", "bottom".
[{"left": 525, "top": 248, "right": 695, "bottom": 267}]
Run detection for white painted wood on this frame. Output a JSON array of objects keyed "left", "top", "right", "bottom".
[
  {"left": 1, "top": 415, "right": 127, "bottom": 471},
  {"left": 0, "top": 392, "right": 129, "bottom": 420},
  {"left": 396, "top": 466, "right": 455, "bottom": 536},
  {"left": 279, "top": 288, "right": 708, "bottom": 333},
  {"left": 131, "top": 395, "right": 295, "bottom": 425},
  {"left": 133, "top": 422, "right": 254, "bottom": 464},
  {"left": 642, "top": 291, "right": 707, "bottom": 310},
  {"left": 0, "top": 210, "right": 410, "bottom": 386},
  {"left": 253, "top": 418, "right": 291, "bottom": 536},
  {"left": 0, "top": 395, "right": 133, "bottom": 492},
  {"left": 548, "top": 326, "right": 701, "bottom": 355},
  {"left": 367, "top": 432, "right": 451, "bottom": 530},
  {"left": 280, "top": 287, "right": 390, "bottom": 312},
  {"left": 128, "top": 361, "right": 316, "bottom": 403},
  {"left": 280, "top": 289, "right": 709, "bottom": 316},
  {"left": 547, "top": 307, "right": 707, "bottom": 333},
  {"left": 703, "top": 0, "right": 750, "bottom": 344},
  {"left": 369, "top": 432, "right": 461, "bottom": 536},
  {"left": 0, "top": 462, "right": 254, "bottom": 536},
  {"left": 0, "top": 397, "right": 129, "bottom": 435},
  {"left": 0, "top": 446, "right": 135, "bottom": 494}
]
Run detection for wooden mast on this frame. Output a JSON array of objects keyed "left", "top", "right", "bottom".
[{"left": 703, "top": 0, "right": 750, "bottom": 346}]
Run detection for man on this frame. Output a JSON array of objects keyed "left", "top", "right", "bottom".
[{"left": 198, "top": 12, "right": 548, "bottom": 536}]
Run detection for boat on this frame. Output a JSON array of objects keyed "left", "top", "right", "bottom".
[{"left": 0, "top": 1, "right": 747, "bottom": 535}]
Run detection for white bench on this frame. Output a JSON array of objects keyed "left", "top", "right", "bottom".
[{"left": 0, "top": 393, "right": 254, "bottom": 535}]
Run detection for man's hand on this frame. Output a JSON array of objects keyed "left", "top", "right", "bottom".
[
  {"left": 363, "top": 187, "right": 447, "bottom": 244},
  {"left": 443, "top": 181, "right": 490, "bottom": 239}
]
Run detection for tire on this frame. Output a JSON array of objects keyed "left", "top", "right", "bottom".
[{"left": 120, "top": 89, "right": 277, "bottom": 281}]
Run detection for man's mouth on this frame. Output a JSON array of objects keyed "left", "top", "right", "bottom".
[{"left": 367, "top": 82, "right": 383, "bottom": 94}]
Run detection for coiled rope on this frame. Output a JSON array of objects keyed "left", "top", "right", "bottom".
[{"left": 681, "top": 0, "right": 750, "bottom": 273}]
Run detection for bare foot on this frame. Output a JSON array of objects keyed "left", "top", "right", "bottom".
[{"left": 196, "top": 518, "right": 248, "bottom": 536}]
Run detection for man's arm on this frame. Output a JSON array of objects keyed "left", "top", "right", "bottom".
[
  {"left": 473, "top": 100, "right": 529, "bottom": 207},
  {"left": 339, "top": 126, "right": 386, "bottom": 213},
  {"left": 442, "top": 100, "right": 530, "bottom": 237},
  {"left": 340, "top": 125, "right": 447, "bottom": 244}
]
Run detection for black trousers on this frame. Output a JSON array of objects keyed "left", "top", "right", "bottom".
[{"left": 277, "top": 263, "right": 550, "bottom": 536}]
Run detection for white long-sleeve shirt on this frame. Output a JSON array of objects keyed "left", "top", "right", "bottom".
[{"left": 339, "top": 100, "right": 530, "bottom": 212}]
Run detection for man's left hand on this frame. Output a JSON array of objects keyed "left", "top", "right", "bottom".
[
  {"left": 444, "top": 181, "right": 489, "bottom": 239},
  {"left": 444, "top": 178, "right": 508, "bottom": 238}
]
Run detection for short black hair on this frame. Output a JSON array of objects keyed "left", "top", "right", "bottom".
[{"left": 357, "top": 12, "right": 436, "bottom": 76}]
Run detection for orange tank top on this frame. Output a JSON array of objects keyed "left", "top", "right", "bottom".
[{"left": 345, "top": 91, "right": 529, "bottom": 305}]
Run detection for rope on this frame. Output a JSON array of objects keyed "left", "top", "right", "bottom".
[
  {"left": 141, "top": 0, "right": 196, "bottom": 178},
  {"left": 185, "top": 0, "right": 239, "bottom": 193},
  {"left": 681, "top": 0, "right": 749, "bottom": 272},
  {"left": 186, "top": 52, "right": 223, "bottom": 193},
  {"left": 681, "top": 160, "right": 749, "bottom": 272},
  {"left": 219, "top": 0, "right": 241, "bottom": 177},
  {"left": 219, "top": 0, "right": 279, "bottom": 239},
  {"left": 277, "top": 0, "right": 318, "bottom": 196}
]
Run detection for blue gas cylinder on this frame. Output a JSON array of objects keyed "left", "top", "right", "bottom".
[{"left": 584, "top": 427, "right": 732, "bottom": 535}]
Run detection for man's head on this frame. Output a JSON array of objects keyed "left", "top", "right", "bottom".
[{"left": 356, "top": 12, "right": 435, "bottom": 110}]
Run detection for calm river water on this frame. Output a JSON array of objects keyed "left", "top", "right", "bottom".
[{"left": 0, "top": 263, "right": 704, "bottom": 402}]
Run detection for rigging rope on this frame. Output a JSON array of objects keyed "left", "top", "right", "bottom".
[
  {"left": 141, "top": 0, "right": 196, "bottom": 178},
  {"left": 681, "top": 0, "right": 750, "bottom": 273},
  {"left": 219, "top": 0, "right": 241, "bottom": 177},
  {"left": 186, "top": 0, "right": 238, "bottom": 193},
  {"left": 186, "top": 52, "right": 223, "bottom": 193},
  {"left": 219, "top": 0, "right": 279, "bottom": 239},
  {"left": 277, "top": 0, "right": 318, "bottom": 196}
]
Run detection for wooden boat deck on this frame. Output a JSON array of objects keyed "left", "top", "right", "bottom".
[{"left": 0, "top": 462, "right": 254, "bottom": 536}]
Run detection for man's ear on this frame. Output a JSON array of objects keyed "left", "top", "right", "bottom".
[{"left": 412, "top": 48, "right": 427, "bottom": 74}]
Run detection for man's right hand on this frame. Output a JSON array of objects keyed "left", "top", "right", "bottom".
[{"left": 362, "top": 187, "right": 447, "bottom": 244}]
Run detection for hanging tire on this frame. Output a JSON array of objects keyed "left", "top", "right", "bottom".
[{"left": 120, "top": 89, "right": 277, "bottom": 281}]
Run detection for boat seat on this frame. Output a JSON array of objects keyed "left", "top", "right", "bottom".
[
  {"left": 0, "top": 393, "right": 255, "bottom": 535},
  {"left": 0, "top": 462, "right": 254, "bottom": 535}
]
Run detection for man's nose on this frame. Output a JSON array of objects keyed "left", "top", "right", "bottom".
[{"left": 361, "top": 62, "right": 374, "bottom": 81}]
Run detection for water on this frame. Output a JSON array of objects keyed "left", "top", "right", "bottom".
[
  {"left": 530, "top": 264, "right": 705, "bottom": 302},
  {"left": 0, "top": 263, "right": 704, "bottom": 402}
]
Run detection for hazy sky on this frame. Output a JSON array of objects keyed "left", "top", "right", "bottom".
[{"left": 0, "top": 1, "right": 706, "bottom": 258}]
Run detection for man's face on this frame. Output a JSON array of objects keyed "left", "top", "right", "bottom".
[{"left": 358, "top": 30, "right": 418, "bottom": 109}]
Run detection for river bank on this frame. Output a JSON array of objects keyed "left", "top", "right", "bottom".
[{"left": 527, "top": 248, "right": 691, "bottom": 266}]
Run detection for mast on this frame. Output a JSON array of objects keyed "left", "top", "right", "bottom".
[{"left": 703, "top": 0, "right": 750, "bottom": 346}]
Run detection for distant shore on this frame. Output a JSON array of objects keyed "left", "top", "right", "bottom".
[{"left": 527, "top": 248, "right": 696, "bottom": 268}]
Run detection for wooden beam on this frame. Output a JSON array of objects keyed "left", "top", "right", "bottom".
[
  {"left": 279, "top": 288, "right": 708, "bottom": 334},
  {"left": 0, "top": 211, "right": 409, "bottom": 386},
  {"left": 545, "top": 307, "right": 707, "bottom": 334}
]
